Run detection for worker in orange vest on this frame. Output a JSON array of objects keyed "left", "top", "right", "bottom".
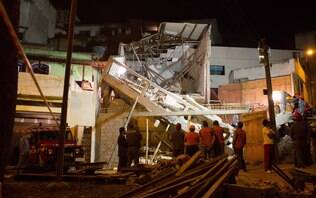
[
  {"left": 199, "top": 121, "right": 215, "bottom": 159},
  {"left": 185, "top": 125, "right": 199, "bottom": 156}
]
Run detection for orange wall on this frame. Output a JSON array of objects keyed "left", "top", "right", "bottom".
[{"left": 218, "top": 75, "right": 293, "bottom": 107}]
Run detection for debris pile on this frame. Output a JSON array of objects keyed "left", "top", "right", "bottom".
[{"left": 119, "top": 152, "right": 238, "bottom": 198}]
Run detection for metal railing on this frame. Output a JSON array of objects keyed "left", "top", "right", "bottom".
[{"left": 203, "top": 103, "right": 251, "bottom": 112}]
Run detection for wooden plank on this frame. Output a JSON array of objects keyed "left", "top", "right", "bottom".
[
  {"left": 118, "top": 168, "right": 177, "bottom": 198},
  {"left": 173, "top": 157, "right": 229, "bottom": 198},
  {"left": 191, "top": 158, "right": 227, "bottom": 186},
  {"left": 191, "top": 158, "right": 236, "bottom": 197},
  {"left": 134, "top": 156, "right": 224, "bottom": 197},
  {"left": 202, "top": 161, "right": 238, "bottom": 198},
  {"left": 139, "top": 177, "right": 198, "bottom": 198},
  {"left": 176, "top": 151, "right": 202, "bottom": 177}
]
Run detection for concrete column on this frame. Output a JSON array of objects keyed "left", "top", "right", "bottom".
[{"left": 90, "top": 127, "right": 96, "bottom": 162}]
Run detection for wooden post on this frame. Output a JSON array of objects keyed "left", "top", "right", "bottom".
[
  {"left": 124, "top": 96, "right": 140, "bottom": 129},
  {"left": 258, "top": 38, "right": 276, "bottom": 131},
  {"left": 56, "top": 0, "right": 77, "bottom": 180},
  {"left": 146, "top": 119, "right": 149, "bottom": 164},
  {"left": 175, "top": 150, "right": 202, "bottom": 177},
  {"left": 152, "top": 124, "right": 170, "bottom": 161}
]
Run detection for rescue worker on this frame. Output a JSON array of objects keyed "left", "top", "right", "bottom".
[
  {"left": 185, "top": 125, "right": 199, "bottom": 156},
  {"left": 17, "top": 133, "right": 30, "bottom": 172},
  {"left": 117, "top": 127, "right": 128, "bottom": 171},
  {"left": 233, "top": 121, "right": 247, "bottom": 171},
  {"left": 126, "top": 123, "right": 142, "bottom": 167},
  {"left": 199, "top": 121, "right": 215, "bottom": 159},
  {"left": 212, "top": 120, "right": 230, "bottom": 157},
  {"left": 170, "top": 123, "right": 185, "bottom": 157},
  {"left": 262, "top": 119, "right": 275, "bottom": 173},
  {"left": 290, "top": 112, "right": 312, "bottom": 167}
]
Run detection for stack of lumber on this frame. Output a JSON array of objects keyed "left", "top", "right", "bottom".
[{"left": 119, "top": 151, "right": 238, "bottom": 198}]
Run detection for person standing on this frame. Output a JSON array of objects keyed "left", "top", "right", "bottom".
[
  {"left": 290, "top": 112, "right": 312, "bottom": 167},
  {"left": 262, "top": 119, "right": 274, "bottom": 173},
  {"left": 185, "top": 125, "right": 199, "bottom": 156},
  {"left": 170, "top": 123, "right": 185, "bottom": 157},
  {"left": 233, "top": 121, "right": 247, "bottom": 171},
  {"left": 199, "top": 121, "right": 215, "bottom": 159},
  {"left": 126, "top": 123, "right": 142, "bottom": 167},
  {"left": 212, "top": 120, "right": 230, "bottom": 157},
  {"left": 117, "top": 127, "right": 128, "bottom": 171}
]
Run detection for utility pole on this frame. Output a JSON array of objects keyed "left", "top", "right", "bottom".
[
  {"left": 258, "top": 38, "right": 276, "bottom": 131},
  {"left": 56, "top": 0, "right": 77, "bottom": 180}
]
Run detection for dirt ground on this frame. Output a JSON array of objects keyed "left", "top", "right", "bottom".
[
  {"left": 3, "top": 180, "right": 132, "bottom": 198},
  {"left": 237, "top": 164, "right": 294, "bottom": 191},
  {"left": 3, "top": 163, "right": 316, "bottom": 198}
]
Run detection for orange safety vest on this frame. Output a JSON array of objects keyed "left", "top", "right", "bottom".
[
  {"left": 185, "top": 131, "right": 199, "bottom": 146},
  {"left": 213, "top": 126, "right": 224, "bottom": 144},
  {"left": 199, "top": 127, "right": 213, "bottom": 147}
]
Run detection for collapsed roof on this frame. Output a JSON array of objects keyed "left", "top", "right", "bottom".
[
  {"left": 103, "top": 22, "right": 235, "bottom": 133},
  {"left": 119, "top": 22, "right": 211, "bottom": 102}
]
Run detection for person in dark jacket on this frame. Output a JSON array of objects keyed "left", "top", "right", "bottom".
[
  {"left": 233, "top": 121, "right": 247, "bottom": 171},
  {"left": 126, "top": 123, "right": 142, "bottom": 166},
  {"left": 290, "top": 112, "right": 312, "bottom": 167},
  {"left": 117, "top": 127, "right": 128, "bottom": 171},
  {"left": 212, "top": 120, "right": 230, "bottom": 157},
  {"left": 170, "top": 123, "right": 185, "bottom": 157}
]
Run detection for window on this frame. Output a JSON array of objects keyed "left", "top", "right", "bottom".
[{"left": 210, "top": 65, "right": 225, "bottom": 75}]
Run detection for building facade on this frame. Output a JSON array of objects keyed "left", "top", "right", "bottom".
[
  {"left": 19, "top": 0, "right": 57, "bottom": 44},
  {"left": 208, "top": 46, "right": 300, "bottom": 100},
  {"left": 15, "top": 47, "right": 104, "bottom": 162}
]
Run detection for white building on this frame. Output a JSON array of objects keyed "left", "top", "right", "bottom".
[
  {"left": 208, "top": 46, "right": 300, "bottom": 99},
  {"left": 19, "top": 0, "right": 57, "bottom": 44}
]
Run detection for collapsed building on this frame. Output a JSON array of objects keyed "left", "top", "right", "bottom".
[{"left": 97, "top": 22, "right": 249, "bottom": 165}]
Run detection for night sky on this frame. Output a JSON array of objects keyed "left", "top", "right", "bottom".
[{"left": 52, "top": 0, "right": 316, "bottom": 49}]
